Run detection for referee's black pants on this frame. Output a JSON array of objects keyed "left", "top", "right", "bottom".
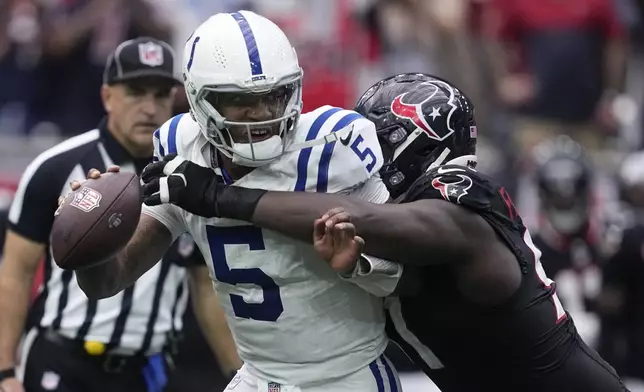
[{"left": 21, "top": 329, "right": 159, "bottom": 392}]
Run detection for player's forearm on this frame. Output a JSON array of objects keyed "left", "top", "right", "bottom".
[
  {"left": 75, "top": 259, "right": 124, "bottom": 299},
  {"left": 228, "top": 190, "right": 378, "bottom": 243},
  {"left": 76, "top": 215, "right": 172, "bottom": 299},
  {"left": 220, "top": 187, "right": 474, "bottom": 265},
  {"left": 242, "top": 191, "right": 433, "bottom": 264},
  {"left": 0, "top": 263, "right": 36, "bottom": 368}
]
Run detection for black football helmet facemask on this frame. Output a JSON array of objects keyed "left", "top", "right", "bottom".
[
  {"left": 355, "top": 73, "right": 477, "bottom": 199},
  {"left": 534, "top": 136, "right": 592, "bottom": 235}
]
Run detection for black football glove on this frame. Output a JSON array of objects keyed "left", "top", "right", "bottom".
[
  {"left": 141, "top": 154, "right": 222, "bottom": 217},
  {"left": 141, "top": 154, "right": 266, "bottom": 220}
]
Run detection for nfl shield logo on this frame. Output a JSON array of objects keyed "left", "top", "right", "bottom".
[
  {"left": 177, "top": 233, "right": 195, "bottom": 257},
  {"left": 70, "top": 187, "right": 102, "bottom": 212},
  {"left": 138, "top": 42, "right": 164, "bottom": 67},
  {"left": 267, "top": 382, "right": 281, "bottom": 392},
  {"left": 41, "top": 371, "right": 60, "bottom": 390}
]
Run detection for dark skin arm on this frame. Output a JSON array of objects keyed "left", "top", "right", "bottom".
[
  {"left": 252, "top": 191, "right": 485, "bottom": 265},
  {"left": 139, "top": 155, "right": 522, "bottom": 304},
  {"left": 70, "top": 167, "right": 173, "bottom": 299},
  {"left": 76, "top": 213, "right": 172, "bottom": 299},
  {"left": 248, "top": 191, "right": 521, "bottom": 304}
]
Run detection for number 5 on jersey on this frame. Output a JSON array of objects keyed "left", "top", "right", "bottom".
[
  {"left": 206, "top": 225, "right": 284, "bottom": 322},
  {"left": 350, "top": 135, "right": 377, "bottom": 173}
]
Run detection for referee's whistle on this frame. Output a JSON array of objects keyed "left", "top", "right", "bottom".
[{"left": 84, "top": 340, "right": 106, "bottom": 356}]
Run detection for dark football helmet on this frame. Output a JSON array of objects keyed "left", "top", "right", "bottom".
[
  {"left": 534, "top": 136, "right": 592, "bottom": 235},
  {"left": 355, "top": 73, "right": 477, "bottom": 199},
  {"left": 618, "top": 151, "right": 644, "bottom": 209}
]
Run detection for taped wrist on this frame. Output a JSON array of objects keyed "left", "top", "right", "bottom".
[
  {"left": 215, "top": 185, "right": 267, "bottom": 221},
  {"left": 356, "top": 254, "right": 401, "bottom": 276},
  {"left": 339, "top": 254, "right": 400, "bottom": 279}
]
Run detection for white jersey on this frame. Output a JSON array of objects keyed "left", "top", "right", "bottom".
[{"left": 142, "top": 106, "right": 391, "bottom": 385}]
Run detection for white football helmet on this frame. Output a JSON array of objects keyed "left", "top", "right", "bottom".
[{"left": 183, "top": 11, "right": 303, "bottom": 167}]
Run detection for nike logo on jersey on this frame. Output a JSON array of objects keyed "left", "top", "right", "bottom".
[
  {"left": 340, "top": 129, "right": 354, "bottom": 146},
  {"left": 436, "top": 166, "right": 466, "bottom": 174}
]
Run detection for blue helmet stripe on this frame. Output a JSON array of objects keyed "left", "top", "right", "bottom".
[{"left": 230, "top": 12, "right": 264, "bottom": 76}]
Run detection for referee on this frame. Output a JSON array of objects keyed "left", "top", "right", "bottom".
[{"left": 0, "top": 37, "right": 240, "bottom": 392}]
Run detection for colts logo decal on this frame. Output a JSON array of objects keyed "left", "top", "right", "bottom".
[
  {"left": 431, "top": 172, "right": 473, "bottom": 204},
  {"left": 390, "top": 80, "right": 458, "bottom": 141}
]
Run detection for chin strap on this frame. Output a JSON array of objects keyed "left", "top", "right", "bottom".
[
  {"left": 425, "top": 148, "right": 452, "bottom": 172},
  {"left": 284, "top": 123, "right": 355, "bottom": 152}
]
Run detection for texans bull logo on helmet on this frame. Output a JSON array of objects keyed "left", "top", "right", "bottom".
[
  {"left": 390, "top": 81, "right": 459, "bottom": 141},
  {"left": 431, "top": 171, "right": 473, "bottom": 204}
]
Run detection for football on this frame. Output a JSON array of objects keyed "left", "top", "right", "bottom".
[{"left": 51, "top": 172, "right": 143, "bottom": 270}]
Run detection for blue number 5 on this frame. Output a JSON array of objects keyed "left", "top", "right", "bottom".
[
  {"left": 350, "top": 135, "right": 377, "bottom": 172},
  {"left": 206, "top": 225, "right": 284, "bottom": 322}
]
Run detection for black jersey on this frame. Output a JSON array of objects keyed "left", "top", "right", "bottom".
[
  {"left": 532, "top": 225, "right": 603, "bottom": 326},
  {"left": 386, "top": 165, "right": 626, "bottom": 392},
  {"left": 532, "top": 222, "right": 602, "bottom": 280}
]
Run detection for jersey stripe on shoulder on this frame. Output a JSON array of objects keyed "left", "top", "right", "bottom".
[
  {"left": 317, "top": 112, "right": 364, "bottom": 193},
  {"left": 167, "top": 114, "right": 184, "bottom": 154},
  {"left": 153, "top": 129, "right": 164, "bottom": 160},
  {"left": 9, "top": 129, "right": 100, "bottom": 224},
  {"left": 294, "top": 107, "right": 344, "bottom": 191},
  {"left": 153, "top": 113, "right": 185, "bottom": 161}
]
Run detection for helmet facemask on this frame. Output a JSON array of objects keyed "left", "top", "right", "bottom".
[
  {"left": 378, "top": 124, "right": 477, "bottom": 200},
  {"left": 191, "top": 73, "right": 302, "bottom": 167},
  {"left": 538, "top": 158, "right": 591, "bottom": 235},
  {"left": 541, "top": 189, "right": 590, "bottom": 235}
]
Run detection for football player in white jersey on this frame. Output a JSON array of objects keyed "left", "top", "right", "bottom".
[{"left": 68, "top": 10, "right": 402, "bottom": 392}]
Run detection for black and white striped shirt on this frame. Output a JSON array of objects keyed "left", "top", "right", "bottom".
[{"left": 7, "top": 119, "right": 203, "bottom": 355}]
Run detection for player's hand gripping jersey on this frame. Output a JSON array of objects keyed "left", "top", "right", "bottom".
[{"left": 143, "top": 106, "right": 390, "bottom": 385}]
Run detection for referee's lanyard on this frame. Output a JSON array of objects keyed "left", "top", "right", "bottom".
[{"left": 143, "top": 354, "right": 167, "bottom": 392}]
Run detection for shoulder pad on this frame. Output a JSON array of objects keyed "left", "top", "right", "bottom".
[
  {"left": 291, "top": 106, "right": 384, "bottom": 193},
  {"left": 405, "top": 164, "right": 521, "bottom": 225},
  {"left": 152, "top": 113, "right": 201, "bottom": 161}
]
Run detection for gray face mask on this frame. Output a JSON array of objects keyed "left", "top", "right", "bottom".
[{"left": 546, "top": 207, "right": 586, "bottom": 235}]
